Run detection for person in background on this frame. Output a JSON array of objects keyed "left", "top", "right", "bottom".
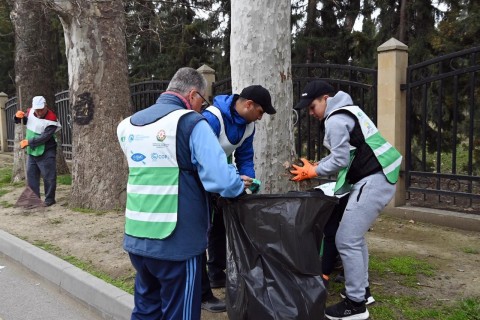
[
  {"left": 290, "top": 80, "right": 402, "bottom": 320},
  {"left": 14, "top": 96, "right": 61, "bottom": 206},
  {"left": 117, "top": 67, "right": 247, "bottom": 320},
  {"left": 199, "top": 85, "right": 276, "bottom": 313}
]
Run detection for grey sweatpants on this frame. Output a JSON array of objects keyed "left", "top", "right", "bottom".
[{"left": 336, "top": 172, "right": 396, "bottom": 303}]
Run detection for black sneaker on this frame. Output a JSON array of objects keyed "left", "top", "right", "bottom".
[
  {"left": 209, "top": 277, "right": 226, "bottom": 288},
  {"left": 340, "top": 286, "right": 375, "bottom": 305},
  {"left": 201, "top": 296, "right": 226, "bottom": 313},
  {"left": 325, "top": 297, "right": 369, "bottom": 320},
  {"left": 44, "top": 200, "right": 56, "bottom": 207}
]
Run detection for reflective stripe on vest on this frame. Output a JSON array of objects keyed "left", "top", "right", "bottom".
[
  {"left": 25, "top": 110, "right": 61, "bottom": 156},
  {"left": 325, "top": 106, "right": 402, "bottom": 194},
  {"left": 117, "top": 109, "right": 192, "bottom": 239},
  {"left": 205, "top": 106, "right": 254, "bottom": 157}
]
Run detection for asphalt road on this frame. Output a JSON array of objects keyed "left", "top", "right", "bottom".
[{"left": 0, "top": 255, "right": 103, "bottom": 320}]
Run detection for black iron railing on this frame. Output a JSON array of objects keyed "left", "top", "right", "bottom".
[{"left": 405, "top": 46, "right": 480, "bottom": 209}]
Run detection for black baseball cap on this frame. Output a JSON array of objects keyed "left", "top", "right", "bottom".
[
  {"left": 239, "top": 85, "right": 276, "bottom": 115},
  {"left": 294, "top": 80, "right": 335, "bottom": 110}
]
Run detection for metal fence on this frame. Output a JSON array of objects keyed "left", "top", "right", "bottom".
[
  {"left": 404, "top": 46, "right": 480, "bottom": 210},
  {"left": 4, "top": 96, "right": 17, "bottom": 151},
  {"left": 5, "top": 91, "right": 73, "bottom": 159},
  {"left": 4, "top": 55, "right": 479, "bottom": 212},
  {"left": 212, "top": 63, "right": 377, "bottom": 161},
  {"left": 130, "top": 80, "right": 170, "bottom": 113},
  {"left": 55, "top": 90, "right": 72, "bottom": 160}
]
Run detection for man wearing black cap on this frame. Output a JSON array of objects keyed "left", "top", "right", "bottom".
[
  {"left": 200, "top": 85, "right": 276, "bottom": 312},
  {"left": 290, "top": 80, "right": 402, "bottom": 320}
]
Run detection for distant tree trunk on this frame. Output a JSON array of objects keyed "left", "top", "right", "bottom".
[
  {"left": 305, "top": 0, "right": 317, "bottom": 63},
  {"left": 343, "top": 0, "right": 360, "bottom": 33},
  {"left": 231, "top": 0, "right": 298, "bottom": 194},
  {"left": 399, "top": 0, "right": 407, "bottom": 42},
  {"left": 44, "top": 0, "right": 130, "bottom": 210},
  {"left": 9, "top": 0, "right": 69, "bottom": 183},
  {"left": 9, "top": 0, "right": 49, "bottom": 182}
]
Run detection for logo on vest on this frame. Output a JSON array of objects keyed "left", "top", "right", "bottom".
[
  {"left": 151, "top": 153, "right": 170, "bottom": 161},
  {"left": 157, "top": 130, "right": 166, "bottom": 142},
  {"left": 128, "top": 134, "right": 149, "bottom": 143},
  {"left": 131, "top": 153, "right": 146, "bottom": 163}
]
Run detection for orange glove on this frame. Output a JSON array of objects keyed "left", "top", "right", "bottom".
[
  {"left": 290, "top": 158, "right": 318, "bottom": 181},
  {"left": 15, "top": 110, "right": 25, "bottom": 118},
  {"left": 20, "top": 139, "right": 29, "bottom": 149}
]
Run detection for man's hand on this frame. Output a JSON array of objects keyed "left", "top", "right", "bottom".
[
  {"left": 20, "top": 140, "right": 29, "bottom": 149},
  {"left": 240, "top": 175, "right": 253, "bottom": 189},
  {"left": 290, "top": 158, "right": 318, "bottom": 182},
  {"left": 15, "top": 110, "right": 25, "bottom": 119}
]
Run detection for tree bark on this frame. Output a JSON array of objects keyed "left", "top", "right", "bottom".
[
  {"left": 399, "top": 0, "right": 407, "bottom": 42},
  {"left": 343, "top": 0, "right": 360, "bottom": 33},
  {"left": 305, "top": 0, "right": 317, "bottom": 63},
  {"left": 9, "top": 0, "right": 49, "bottom": 182},
  {"left": 45, "top": 0, "right": 130, "bottom": 210},
  {"left": 10, "top": 0, "right": 70, "bottom": 182},
  {"left": 231, "top": 0, "right": 298, "bottom": 194}
]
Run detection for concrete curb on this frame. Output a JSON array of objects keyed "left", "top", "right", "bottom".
[
  {"left": 384, "top": 205, "right": 480, "bottom": 232},
  {"left": 0, "top": 229, "right": 134, "bottom": 320}
]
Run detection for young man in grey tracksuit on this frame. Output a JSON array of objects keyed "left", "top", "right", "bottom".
[{"left": 290, "top": 80, "right": 402, "bottom": 320}]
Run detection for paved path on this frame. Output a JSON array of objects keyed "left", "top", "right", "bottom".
[
  {"left": 0, "top": 229, "right": 133, "bottom": 320},
  {"left": 0, "top": 255, "right": 103, "bottom": 320}
]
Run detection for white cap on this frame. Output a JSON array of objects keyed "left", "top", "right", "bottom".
[{"left": 32, "top": 96, "right": 46, "bottom": 110}]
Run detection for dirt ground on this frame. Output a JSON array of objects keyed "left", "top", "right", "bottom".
[{"left": 0, "top": 152, "right": 479, "bottom": 320}]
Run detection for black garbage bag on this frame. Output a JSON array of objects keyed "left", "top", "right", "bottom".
[{"left": 221, "top": 191, "right": 338, "bottom": 320}]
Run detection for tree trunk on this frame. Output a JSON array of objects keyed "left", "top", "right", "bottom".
[
  {"left": 231, "top": 0, "right": 298, "bottom": 194},
  {"left": 343, "top": 0, "right": 360, "bottom": 33},
  {"left": 10, "top": 0, "right": 49, "bottom": 182},
  {"left": 48, "top": 0, "right": 130, "bottom": 210},
  {"left": 399, "top": 0, "right": 407, "bottom": 42},
  {"left": 10, "top": 0, "right": 70, "bottom": 181},
  {"left": 305, "top": 0, "right": 317, "bottom": 63}
]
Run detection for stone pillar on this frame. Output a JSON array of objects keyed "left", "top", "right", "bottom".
[
  {"left": 377, "top": 38, "right": 408, "bottom": 207},
  {"left": 197, "top": 64, "right": 216, "bottom": 102},
  {"left": 0, "top": 92, "right": 8, "bottom": 152}
]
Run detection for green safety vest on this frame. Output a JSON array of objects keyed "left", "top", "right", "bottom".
[
  {"left": 117, "top": 109, "right": 193, "bottom": 239},
  {"left": 25, "top": 110, "right": 61, "bottom": 156},
  {"left": 324, "top": 106, "right": 403, "bottom": 194}
]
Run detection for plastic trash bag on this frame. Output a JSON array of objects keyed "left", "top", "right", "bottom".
[{"left": 221, "top": 191, "right": 338, "bottom": 320}]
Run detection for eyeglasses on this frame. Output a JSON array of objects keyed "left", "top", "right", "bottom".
[{"left": 196, "top": 91, "right": 210, "bottom": 110}]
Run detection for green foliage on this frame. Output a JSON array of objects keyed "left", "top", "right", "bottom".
[
  {"left": 327, "top": 250, "right": 480, "bottom": 320},
  {"left": 368, "top": 294, "right": 480, "bottom": 320},
  {"left": 61, "top": 255, "right": 135, "bottom": 294},
  {"left": 125, "top": 0, "right": 225, "bottom": 81},
  {"left": 0, "top": 166, "right": 12, "bottom": 185},
  {"left": 57, "top": 174, "right": 71, "bottom": 185},
  {"left": 32, "top": 240, "right": 135, "bottom": 294},
  {"left": 462, "top": 247, "right": 479, "bottom": 254},
  {"left": 370, "top": 255, "right": 435, "bottom": 287},
  {"left": 0, "top": 166, "right": 16, "bottom": 197},
  {"left": 0, "top": 200, "right": 13, "bottom": 208}
]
